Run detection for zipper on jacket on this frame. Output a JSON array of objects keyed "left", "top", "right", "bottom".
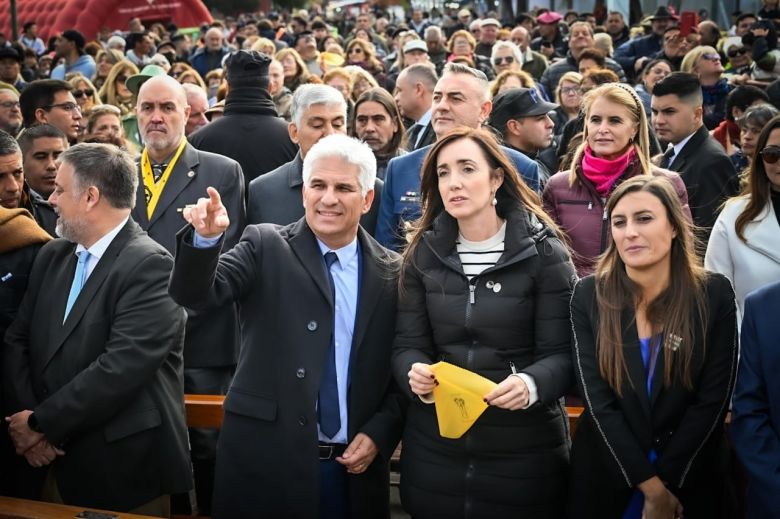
[
  {"left": 468, "top": 283, "right": 476, "bottom": 304},
  {"left": 509, "top": 361, "right": 517, "bottom": 375},
  {"left": 599, "top": 197, "right": 609, "bottom": 252}
]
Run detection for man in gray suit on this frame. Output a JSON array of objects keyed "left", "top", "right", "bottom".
[
  {"left": 130, "top": 74, "right": 245, "bottom": 515},
  {"left": 247, "top": 84, "right": 383, "bottom": 235}
]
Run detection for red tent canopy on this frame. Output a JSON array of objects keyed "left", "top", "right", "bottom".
[{"left": 4, "top": 0, "right": 213, "bottom": 43}]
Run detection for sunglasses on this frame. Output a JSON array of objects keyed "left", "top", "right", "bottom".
[
  {"left": 561, "top": 86, "right": 582, "bottom": 95},
  {"left": 116, "top": 75, "right": 128, "bottom": 83},
  {"left": 702, "top": 53, "right": 721, "bottom": 62},
  {"left": 45, "top": 102, "right": 81, "bottom": 113},
  {"left": 727, "top": 47, "right": 748, "bottom": 58},
  {"left": 493, "top": 56, "right": 514, "bottom": 65},
  {"left": 349, "top": 47, "right": 364, "bottom": 54},
  {"left": 72, "top": 88, "right": 94, "bottom": 98},
  {"left": 760, "top": 146, "right": 780, "bottom": 164}
]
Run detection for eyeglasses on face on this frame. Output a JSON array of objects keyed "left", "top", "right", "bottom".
[
  {"left": 116, "top": 75, "right": 128, "bottom": 83},
  {"left": 0, "top": 100, "right": 20, "bottom": 109},
  {"left": 727, "top": 47, "right": 748, "bottom": 58},
  {"left": 561, "top": 86, "right": 582, "bottom": 95},
  {"left": 72, "top": 89, "right": 94, "bottom": 98},
  {"left": 349, "top": 47, "right": 364, "bottom": 54},
  {"left": 760, "top": 146, "right": 780, "bottom": 164},
  {"left": 493, "top": 56, "right": 514, "bottom": 65},
  {"left": 45, "top": 102, "right": 81, "bottom": 113},
  {"left": 702, "top": 53, "right": 721, "bottom": 62}
]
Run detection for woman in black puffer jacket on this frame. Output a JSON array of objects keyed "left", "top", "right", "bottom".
[{"left": 392, "top": 128, "right": 577, "bottom": 519}]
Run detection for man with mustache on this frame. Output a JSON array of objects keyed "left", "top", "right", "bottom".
[{"left": 130, "top": 73, "right": 245, "bottom": 515}]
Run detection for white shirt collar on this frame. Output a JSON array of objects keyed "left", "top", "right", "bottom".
[
  {"left": 75, "top": 216, "right": 129, "bottom": 260},
  {"left": 672, "top": 130, "right": 697, "bottom": 158},
  {"left": 417, "top": 108, "right": 433, "bottom": 127}
]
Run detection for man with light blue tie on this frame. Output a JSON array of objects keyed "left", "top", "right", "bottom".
[
  {"left": 168, "top": 133, "right": 405, "bottom": 518},
  {"left": 4, "top": 143, "right": 192, "bottom": 514}
]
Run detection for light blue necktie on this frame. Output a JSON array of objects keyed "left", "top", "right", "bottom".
[{"left": 63, "top": 250, "right": 90, "bottom": 322}]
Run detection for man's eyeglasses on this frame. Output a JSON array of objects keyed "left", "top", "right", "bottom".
[
  {"left": 72, "top": 89, "right": 94, "bottom": 98},
  {"left": 0, "top": 100, "right": 20, "bottom": 109},
  {"left": 45, "top": 102, "right": 81, "bottom": 113},
  {"left": 727, "top": 47, "right": 748, "bottom": 58},
  {"left": 760, "top": 146, "right": 780, "bottom": 164},
  {"left": 561, "top": 86, "right": 582, "bottom": 95},
  {"left": 493, "top": 56, "right": 515, "bottom": 65}
]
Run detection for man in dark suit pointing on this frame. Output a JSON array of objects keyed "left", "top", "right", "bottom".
[
  {"left": 4, "top": 143, "right": 191, "bottom": 514},
  {"left": 169, "top": 134, "right": 404, "bottom": 518}
]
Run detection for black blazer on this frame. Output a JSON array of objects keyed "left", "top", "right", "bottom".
[
  {"left": 168, "top": 219, "right": 405, "bottom": 518},
  {"left": 246, "top": 152, "right": 384, "bottom": 236},
  {"left": 668, "top": 125, "right": 740, "bottom": 238},
  {"left": 4, "top": 219, "right": 192, "bottom": 511},
  {"left": 408, "top": 121, "right": 436, "bottom": 151},
  {"left": 131, "top": 142, "right": 246, "bottom": 368},
  {"left": 569, "top": 274, "right": 738, "bottom": 518}
]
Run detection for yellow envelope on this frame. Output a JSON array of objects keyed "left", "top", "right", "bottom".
[{"left": 430, "top": 361, "right": 498, "bottom": 439}]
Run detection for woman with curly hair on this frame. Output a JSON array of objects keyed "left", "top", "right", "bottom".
[
  {"left": 447, "top": 29, "right": 495, "bottom": 79},
  {"left": 276, "top": 48, "right": 316, "bottom": 92},
  {"left": 345, "top": 39, "right": 386, "bottom": 88}
]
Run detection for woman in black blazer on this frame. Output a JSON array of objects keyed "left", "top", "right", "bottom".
[{"left": 569, "top": 175, "right": 738, "bottom": 519}]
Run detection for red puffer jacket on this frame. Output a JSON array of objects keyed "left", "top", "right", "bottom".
[{"left": 542, "top": 162, "right": 690, "bottom": 277}]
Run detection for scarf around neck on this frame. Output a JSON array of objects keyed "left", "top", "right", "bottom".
[{"left": 581, "top": 145, "right": 637, "bottom": 196}]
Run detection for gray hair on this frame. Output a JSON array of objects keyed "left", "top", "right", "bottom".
[
  {"left": 424, "top": 26, "right": 443, "bottom": 41},
  {"left": 291, "top": 84, "right": 347, "bottom": 128},
  {"left": 59, "top": 143, "right": 138, "bottom": 209},
  {"left": 490, "top": 41, "right": 524, "bottom": 67},
  {"left": 739, "top": 103, "right": 780, "bottom": 129},
  {"left": 107, "top": 35, "right": 126, "bottom": 50},
  {"left": 0, "top": 129, "right": 20, "bottom": 156},
  {"left": 441, "top": 62, "right": 490, "bottom": 101},
  {"left": 302, "top": 134, "right": 375, "bottom": 196}
]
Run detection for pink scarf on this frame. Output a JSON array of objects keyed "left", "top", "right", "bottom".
[{"left": 581, "top": 145, "right": 637, "bottom": 196}]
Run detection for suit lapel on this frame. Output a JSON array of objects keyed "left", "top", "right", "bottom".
[
  {"left": 288, "top": 219, "right": 333, "bottom": 307},
  {"left": 44, "top": 220, "right": 137, "bottom": 368},
  {"left": 622, "top": 310, "right": 653, "bottom": 420},
  {"left": 149, "top": 143, "right": 200, "bottom": 226},
  {"left": 670, "top": 126, "right": 707, "bottom": 172},
  {"left": 286, "top": 152, "right": 304, "bottom": 188},
  {"left": 350, "top": 230, "right": 387, "bottom": 361},
  {"left": 132, "top": 158, "right": 150, "bottom": 228}
]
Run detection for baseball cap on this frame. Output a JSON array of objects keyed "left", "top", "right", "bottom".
[
  {"left": 489, "top": 88, "right": 558, "bottom": 130},
  {"left": 125, "top": 64, "right": 168, "bottom": 96},
  {"left": 481, "top": 18, "right": 501, "bottom": 28},
  {"left": 0, "top": 47, "right": 21, "bottom": 62},
  {"left": 61, "top": 29, "right": 86, "bottom": 53},
  {"left": 403, "top": 40, "right": 428, "bottom": 54}
]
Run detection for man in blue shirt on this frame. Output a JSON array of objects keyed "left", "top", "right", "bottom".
[
  {"left": 375, "top": 62, "right": 540, "bottom": 251},
  {"left": 50, "top": 30, "right": 96, "bottom": 81}
]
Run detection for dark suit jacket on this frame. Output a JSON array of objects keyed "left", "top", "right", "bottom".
[
  {"left": 668, "top": 125, "right": 740, "bottom": 239},
  {"left": 407, "top": 122, "right": 435, "bottom": 151},
  {"left": 131, "top": 142, "right": 246, "bottom": 368},
  {"left": 569, "top": 274, "right": 738, "bottom": 518},
  {"left": 731, "top": 280, "right": 780, "bottom": 518},
  {"left": 375, "top": 144, "right": 540, "bottom": 251},
  {"left": 246, "top": 151, "right": 384, "bottom": 235},
  {"left": 3, "top": 219, "right": 192, "bottom": 511},
  {"left": 168, "top": 220, "right": 405, "bottom": 518}
]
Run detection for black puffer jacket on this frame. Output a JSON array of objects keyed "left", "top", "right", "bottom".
[{"left": 392, "top": 204, "right": 577, "bottom": 518}]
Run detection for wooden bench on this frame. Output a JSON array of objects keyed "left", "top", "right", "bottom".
[{"left": 0, "top": 496, "right": 159, "bottom": 518}]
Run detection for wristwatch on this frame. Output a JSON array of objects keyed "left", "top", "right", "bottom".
[{"left": 27, "top": 412, "right": 41, "bottom": 433}]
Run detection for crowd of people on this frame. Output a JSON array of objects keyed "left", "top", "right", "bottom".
[{"left": 1, "top": 2, "right": 780, "bottom": 519}]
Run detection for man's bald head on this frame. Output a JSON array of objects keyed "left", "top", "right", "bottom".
[
  {"left": 205, "top": 27, "right": 224, "bottom": 52},
  {"left": 136, "top": 75, "right": 190, "bottom": 159}
]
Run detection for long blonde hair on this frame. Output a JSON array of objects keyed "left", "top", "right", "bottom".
[
  {"left": 98, "top": 60, "right": 139, "bottom": 115},
  {"left": 568, "top": 83, "right": 652, "bottom": 187}
]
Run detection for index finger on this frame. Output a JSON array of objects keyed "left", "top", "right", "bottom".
[{"left": 206, "top": 186, "right": 222, "bottom": 207}]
